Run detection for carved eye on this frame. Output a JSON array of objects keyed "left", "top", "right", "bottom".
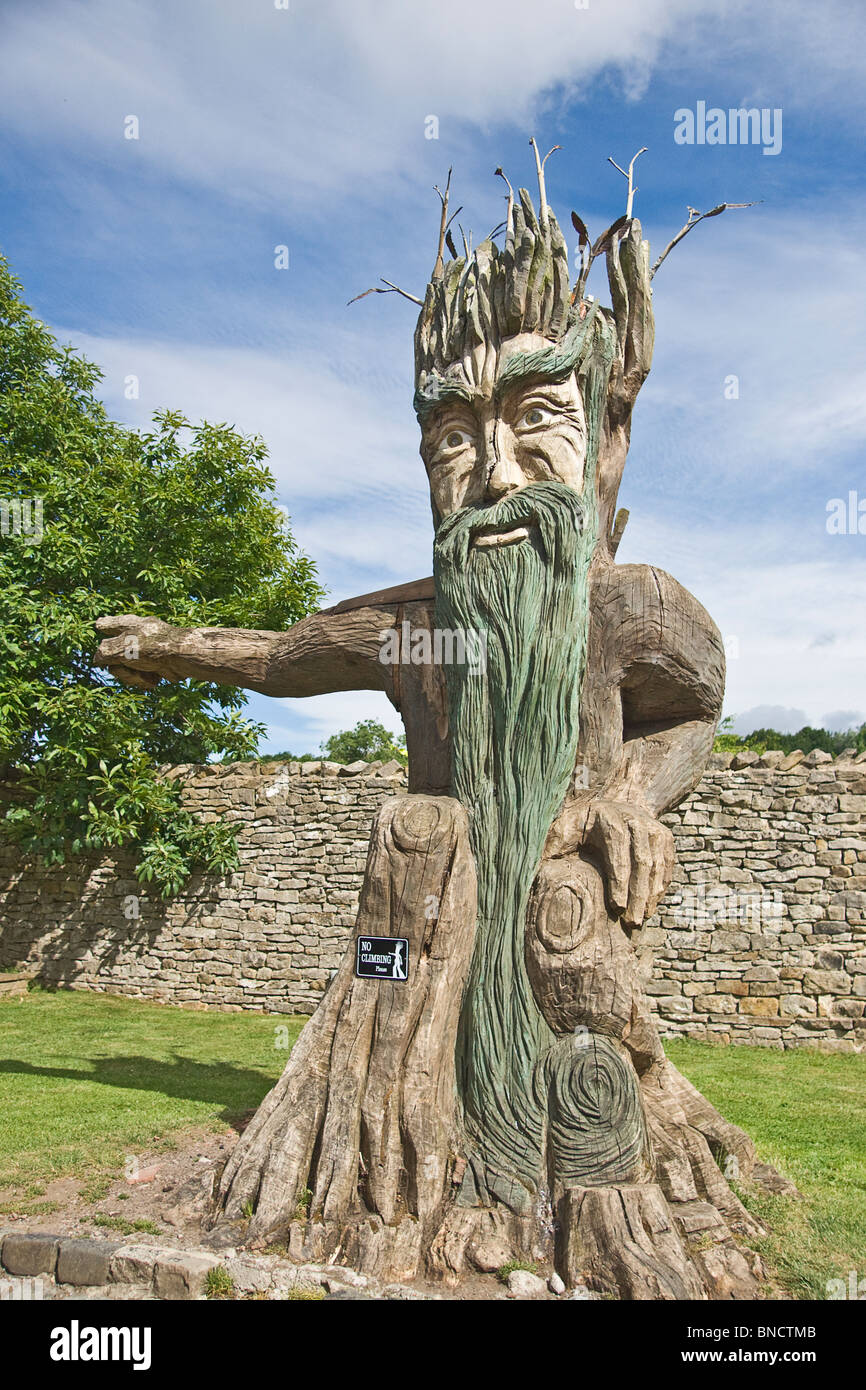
[
  {"left": 444, "top": 429, "right": 470, "bottom": 449},
  {"left": 522, "top": 407, "right": 546, "bottom": 427}
]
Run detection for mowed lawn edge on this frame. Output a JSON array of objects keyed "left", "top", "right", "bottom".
[
  {"left": 0, "top": 989, "right": 862, "bottom": 1298},
  {"left": 666, "top": 1039, "right": 866, "bottom": 1300},
  {"left": 0, "top": 988, "right": 300, "bottom": 1201}
]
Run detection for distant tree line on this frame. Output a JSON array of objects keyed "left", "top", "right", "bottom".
[
  {"left": 258, "top": 716, "right": 863, "bottom": 765},
  {"left": 713, "top": 717, "right": 866, "bottom": 757},
  {"left": 256, "top": 718, "right": 408, "bottom": 767}
]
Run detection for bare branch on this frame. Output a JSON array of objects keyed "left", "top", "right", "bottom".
[
  {"left": 380, "top": 279, "right": 423, "bottom": 305},
  {"left": 650, "top": 201, "right": 760, "bottom": 279},
  {"left": 442, "top": 204, "right": 464, "bottom": 261},
  {"left": 529, "top": 138, "right": 561, "bottom": 230},
  {"left": 483, "top": 220, "right": 507, "bottom": 244},
  {"left": 608, "top": 147, "right": 647, "bottom": 219},
  {"left": 494, "top": 166, "right": 515, "bottom": 232},
  {"left": 347, "top": 279, "right": 422, "bottom": 308},
  {"left": 432, "top": 167, "right": 453, "bottom": 281}
]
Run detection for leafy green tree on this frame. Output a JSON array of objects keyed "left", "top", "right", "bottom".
[
  {"left": 320, "top": 718, "right": 407, "bottom": 765},
  {"left": 0, "top": 254, "right": 323, "bottom": 894}
]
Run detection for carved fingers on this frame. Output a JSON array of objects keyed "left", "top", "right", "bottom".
[
  {"left": 94, "top": 614, "right": 175, "bottom": 688},
  {"left": 583, "top": 799, "right": 674, "bottom": 930}
]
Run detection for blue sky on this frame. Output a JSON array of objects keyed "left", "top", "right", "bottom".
[{"left": 2, "top": 0, "right": 864, "bottom": 752}]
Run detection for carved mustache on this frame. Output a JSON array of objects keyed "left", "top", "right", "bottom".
[{"left": 434, "top": 481, "right": 587, "bottom": 570}]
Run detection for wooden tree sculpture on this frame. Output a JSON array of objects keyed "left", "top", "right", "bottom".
[{"left": 96, "top": 149, "right": 773, "bottom": 1298}]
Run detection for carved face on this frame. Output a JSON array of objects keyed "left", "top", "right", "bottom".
[{"left": 419, "top": 332, "right": 588, "bottom": 526}]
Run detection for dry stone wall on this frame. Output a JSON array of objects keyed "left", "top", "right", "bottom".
[
  {"left": 643, "top": 750, "right": 866, "bottom": 1051},
  {"left": 1, "top": 750, "right": 864, "bottom": 1049}
]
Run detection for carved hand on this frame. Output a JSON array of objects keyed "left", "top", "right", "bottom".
[
  {"left": 94, "top": 614, "right": 178, "bottom": 690},
  {"left": 580, "top": 798, "right": 674, "bottom": 930}
]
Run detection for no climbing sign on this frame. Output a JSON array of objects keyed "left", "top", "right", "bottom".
[{"left": 355, "top": 935, "right": 410, "bottom": 980}]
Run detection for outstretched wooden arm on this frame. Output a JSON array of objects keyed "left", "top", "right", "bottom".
[{"left": 94, "top": 607, "right": 394, "bottom": 697}]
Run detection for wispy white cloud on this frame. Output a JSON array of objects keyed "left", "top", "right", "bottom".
[
  {"left": 631, "top": 208, "right": 866, "bottom": 500},
  {"left": 0, "top": 0, "right": 711, "bottom": 202},
  {"left": 4, "top": 0, "right": 864, "bottom": 214},
  {"left": 15, "top": 0, "right": 862, "bottom": 752},
  {"left": 620, "top": 511, "right": 866, "bottom": 729}
]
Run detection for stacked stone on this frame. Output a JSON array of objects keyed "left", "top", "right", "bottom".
[
  {"left": 0, "top": 759, "right": 407, "bottom": 1017},
  {"left": 0, "top": 752, "right": 864, "bottom": 1049},
  {"left": 639, "top": 748, "right": 866, "bottom": 1050}
]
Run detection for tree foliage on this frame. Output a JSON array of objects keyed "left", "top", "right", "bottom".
[
  {"left": 713, "top": 717, "right": 866, "bottom": 757},
  {"left": 258, "top": 717, "right": 408, "bottom": 767},
  {"left": 320, "top": 718, "right": 407, "bottom": 765},
  {"left": 0, "top": 254, "right": 324, "bottom": 894}
]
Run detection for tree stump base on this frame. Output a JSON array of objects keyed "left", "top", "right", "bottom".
[
  {"left": 557, "top": 1184, "right": 762, "bottom": 1301},
  {"left": 209, "top": 793, "right": 777, "bottom": 1299}
]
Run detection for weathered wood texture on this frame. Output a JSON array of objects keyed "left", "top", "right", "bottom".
[
  {"left": 205, "top": 785, "right": 769, "bottom": 1296},
  {"left": 97, "top": 565, "right": 769, "bottom": 1296},
  {"left": 214, "top": 795, "right": 477, "bottom": 1270},
  {"left": 95, "top": 559, "right": 721, "bottom": 811}
]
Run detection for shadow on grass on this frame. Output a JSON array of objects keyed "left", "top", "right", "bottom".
[{"left": 0, "top": 1054, "right": 278, "bottom": 1126}]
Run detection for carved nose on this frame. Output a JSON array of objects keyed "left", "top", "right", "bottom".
[{"left": 485, "top": 448, "right": 524, "bottom": 500}]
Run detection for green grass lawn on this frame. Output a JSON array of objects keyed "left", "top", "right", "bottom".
[
  {"left": 0, "top": 988, "right": 299, "bottom": 1201},
  {"left": 0, "top": 989, "right": 862, "bottom": 1299},
  {"left": 666, "top": 1039, "right": 866, "bottom": 1300}
]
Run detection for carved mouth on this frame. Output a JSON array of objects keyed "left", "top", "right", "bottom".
[{"left": 471, "top": 521, "right": 533, "bottom": 549}]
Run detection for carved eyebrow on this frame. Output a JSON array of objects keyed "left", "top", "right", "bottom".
[
  {"left": 503, "top": 379, "right": 575, "bottom": 402},
  {"left": 494, "top": 352, "right": 575, "bottom": 396},
  {"left": 421, "top": 409, "right": 479, "bottom": 449},
  {"left": 416, "top": 368, "right": 571, "bottom": 427},
  {"left": 413, "top": 379, "right": 474, "bottom": 422},
  {"left": 494, "top": 301, "right": 601, "bottom": 393}
]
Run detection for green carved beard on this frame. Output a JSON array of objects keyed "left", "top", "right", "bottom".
[{"left": 433, "top": 479, "right": 596, "bottom": 1214}]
